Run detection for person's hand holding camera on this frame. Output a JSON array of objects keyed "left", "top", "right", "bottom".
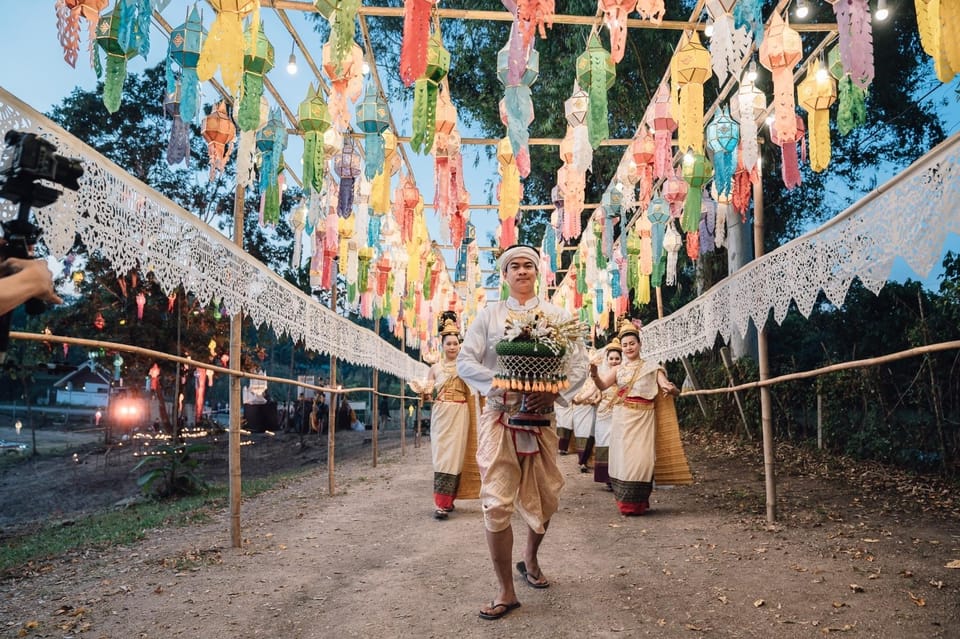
[{"left": 0, "top": 255, "right": 62, "bottom": 315}]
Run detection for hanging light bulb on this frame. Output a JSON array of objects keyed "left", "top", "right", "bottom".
[
  {"left": 875, "top": 0, "right": 889, "bottom": 21},
  {"left": 361, "top": 60, "right": 371, "bottom": 75},
  {"left": 683, "top": 147, "right": 695, "bottom": 164},
  {"left": 746, "top": 59, "right": 758, "bottom": 83},
  {"left": 704, "top": 18, "right": 714, "bottom": 38},
  {"left": 286, "top": 41, "right": 298, "bottom": 75},
  {"left": 764, "top": 114, "right": 775, "bottom": 127},
  {"left": 795, "top": 0, "right": 809, "bottom": 19},
  {"left": 816, "top": 53, "right": 829, "bottom": 82}
]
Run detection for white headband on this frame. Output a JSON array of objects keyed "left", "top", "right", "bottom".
[{"left": 498, "top": 245, "right": 540, "bottom": 273}]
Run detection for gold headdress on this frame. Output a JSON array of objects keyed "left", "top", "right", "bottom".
[
  {"left": 606, "top": 337, "right": 623, "bottom": 352},
  {"left": 617, "top": 318, "right": 640, "bottom": 340},
  {"left": 439, "top": 318, "right": 460, "bottom": 337}
]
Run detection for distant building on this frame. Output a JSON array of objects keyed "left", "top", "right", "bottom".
[{"left": 52, "top": 361, "right": 112, "bottom": 407}]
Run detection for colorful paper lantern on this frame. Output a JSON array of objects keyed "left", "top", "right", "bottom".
[
  {"left": 706, "top": 106, "right": 739, "bottom": 197},
  {"left": 324, "top": 0, "right": 361, "bottom": 77},
  {"left": 238, "top": 24, "right": 274, "bottom": 131},
  {"left": 322, "top": 41, "right": 365, "bottom": 128},
  {"left": 635, "top": 0, "right": 665, "bottom": 24},
  {"left": 410, "top": 32, "right": 450, "bottom": 154},
  {"left": 197, "top": 0, "right": 260, "bottom": 94},
  {"left": 681, "top": 152, "right": 713, "bottom": 233},
  {"left": 600, "top": 0, "right": 636, "bottom": 64},
  {"left": 56, "top": 0, "right": 109, "bottom": 68},
  {"left": 575, "top": 32, "right": 616, "bottom": 149},
  {"left": 497, "top": 28, "right": 539, "bottom": 177},
  {"left": 371, "top": 130, "right": 399, "bottom": 214},
  {"left": 497, "top": 137, "right": 522, "bottom": 247},
  {"left": 730, "top": 79, "right": 766, "bottom": 172},
  {"left": 202, "top": 101, "right": 236, "bottom": 178},
  {"left": 652, "top": 82, "right": 677, "bottom": 178},
  {"left": 164, "top": 85, "right": 190, "bottom": 166},
  {"left": 516, "top": 0, "right": 555, "bottom": 47},
  {"left": 399, "top": 0, "right": 436, "bottom": 86},
  {"left": 915, "top": 0, "right": 960, "bottom": 84},
  {"left": 93, "top": 10, "right": 139, "bottom": 113},
  {"left": 662, "top": 175, "right": 688, "bottom": 219},
  {"left": 797, "top": 59, "right": 837, "bottom": 173},
  {"left": 770, "top": 114, "right": 806, "bottom": 190},
  {"left": 256, "top": 107, "right": 288, "bottom": 224},
  {"left": 828, "top": 0, "right": 874, "bottom": 90},
  {"left": 298, "top": 84, "right": 332, "bottom": 195},
  {"left": 672, "top": 31, "right": 712, "bottom": 154},
  {"left": 705, "top": 0, "right": 751, "bottom": 83},
  {"left": 564, "top": 85, "right": 592, "bottom": 173},
  {"left": 334, "top": 136, "right": 362, "bottom": 217},
  {"left": 165, "top": 6, "right": 205, "bottom": 124},
  {"left": 663, "top": 220, "right": 683, "bottom": 286},
  {"left": 648, "top": 196, "right": 671, "bottom": 287},
  {"left": 631, "top": 127, "right": 656, "bottom": 209},
  {"left": 759, "top": 12, "right": 802, "bottom": 143},
  {"left": 356, "top": 74, "right": 390, "bottom": 180},
  {"left": 828, "top": 45, "right": 867, "bottom": 135}
]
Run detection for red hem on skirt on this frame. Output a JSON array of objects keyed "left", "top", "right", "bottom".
[
  {"left": 434, "top": 494, "right": 455, "bottom": 510},
  {"left": 616, "top": 500, "right": 649, "bottom": 516}
]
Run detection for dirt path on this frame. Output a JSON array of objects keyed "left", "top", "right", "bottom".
[{"left": 2, "top": 435, "right": 959, "bottom": 638}]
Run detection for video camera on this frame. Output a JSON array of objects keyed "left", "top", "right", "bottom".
[{"left": 0, "top": 130, "right": 84, "bottom": 358}]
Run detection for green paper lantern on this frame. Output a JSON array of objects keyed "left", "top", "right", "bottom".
[
  {"left": 356, "top": 75, "right": 391, "bottom": 180},
  {"left": 238, "top": 25, "right": 275, "bottom": 131},
  {"left": 411, "top": 33, "right": 450, "bottom": 154},
  {"left": 575, "top": 32, "right": 615, "bottom": 149},
  {"left": 298, "top": 84, "right": 332, "bottom": 194},
  {"left": 94, "top": 11, "right": 139, "bottom": 113},
  {"left": 681, "top": 153, "right": 713, "bottom": 232}
]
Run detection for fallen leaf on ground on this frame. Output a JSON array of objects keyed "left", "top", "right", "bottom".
[
  {"left": 945, "top": 560, "right": 960, "bottom": 569},
  {"left": 849, "top": 584, "right": 864, "bottom": 593},
  {"left": 908, "top": 592, "right": 925, "bottom": 607},
  {"left": 753, "top": 599, "right": 765, "bottom": 608}
]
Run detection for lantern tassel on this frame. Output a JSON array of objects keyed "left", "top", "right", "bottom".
[
  {"left": 338, "top": 177, "right": 356, "bottom": 217},
  {"left": 102, "top": 54, "right": 128, "bottom": 114},
  {"left": 837, "top": 76, "right": 867, "bottom": 135},
  {"left": 587, "top": 48, "right": 611, "bottom": 149},
  {"left": 56, "top": 0, "right": 80, "bottom": 68},
  {"left": 833, "top": 0, "right": 874, "bottom": 90},
  {"left": 239, "top": 73, "right": 265, "bottom": 131},
  {"left": 410, "top": 78, "right": 439, "bottom": 154},
  {"left": 166, "top": 114, "right": 190, "bottom": 166},
  {"left": 399, "top": 0, "right": 432, "bottom": 87}
]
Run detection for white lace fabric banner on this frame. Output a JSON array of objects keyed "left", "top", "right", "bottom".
[
  {"left": 641, "top": 131, "right": 960, "bottom": 364},
  {"left": 0, "top": 87, "right": 428, "bottom": 382}
]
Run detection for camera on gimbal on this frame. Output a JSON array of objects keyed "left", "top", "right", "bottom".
[{"left": 0, "top": 130, "right": 84, "bottom": 358}]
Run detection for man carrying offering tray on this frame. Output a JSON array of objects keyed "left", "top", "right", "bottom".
[{"left": 457, "top": 244, "right": 587, "bottom": 621}]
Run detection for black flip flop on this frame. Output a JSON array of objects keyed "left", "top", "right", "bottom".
[
  {"left": 478, "top": 601, "right": 521, "bottom": 620},
  {"left": 515, "top": 561, "right": 550, "bottom": 589},
  {"left": 433, "top": 509, "right": 448, "bottom": 520}
]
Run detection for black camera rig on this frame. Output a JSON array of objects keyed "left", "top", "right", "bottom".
[{"left": 0, "top": 130, "right": 84, "bottom": 358}]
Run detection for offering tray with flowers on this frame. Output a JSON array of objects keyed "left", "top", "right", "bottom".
[{"left": 493, "top": 310, "right": 582, "bottom": 427}]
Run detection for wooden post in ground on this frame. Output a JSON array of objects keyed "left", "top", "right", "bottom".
[
  {"left": 327, "top": 275, "right": 338, "bottom": 496},
  {"left": 228, "top": 184, "right": 244, "bottom": 548},
  {"left": 400, "top": 327, "right": 406, "bottom": 456},
  {"left": 372, "top": 367, "right": 379, "bottom": 467},
  {"left": 720, "top": 346, "right": 753, "bottom": 440},
  {"left": 753, "top": 169, "right": 776, "bottom": 524}
]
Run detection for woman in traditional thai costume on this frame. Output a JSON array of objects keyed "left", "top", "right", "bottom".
[
  {"left": 424, "top": 316, "right": 481, "bottom": 520},
  {"left": 590, "top": 320, "right": 680, "bottom": 515},
  {"left": 570, "top": 352, "right": 602, "bottom": 473},
  {"left": 593, "top": 339, "right": 622, "bottom": 487}
]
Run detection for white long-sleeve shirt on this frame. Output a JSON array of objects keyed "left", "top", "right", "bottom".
[{"left": 456, "top": 296, "right": 588, "bottom": 407}]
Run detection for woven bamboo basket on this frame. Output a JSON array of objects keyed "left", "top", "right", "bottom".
[{"left": 653, "top": 395, "right": 693, "bottom": 485}]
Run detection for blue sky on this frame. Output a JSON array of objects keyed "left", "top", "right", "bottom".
[{"left": 1, "top": 4, "right": 957, "bottom": 293}]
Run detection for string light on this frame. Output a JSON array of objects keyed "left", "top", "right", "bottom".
[
  {"left": 875, "top": 0, "right": 889, "bottom": 21},
  {"left": 704, "top": 19, "right": 714, "bottom": 38},
  {"left": 816, "top": 53, "right": 829, "bottom": 82},
  {"left": 361, "top": 60, "right": 371, "bottom": 75},
  {"left": 746, "top": 59, "right": 758, "bottom": 83},
  {"left": 286, "top": 41, "right": 297, "bottom": 75},
  {"left": 795, "top": 0, "right": 809, "bottom": 19},
  {"left": 683, "top": 147, "right": 695, "bottom": 164}
]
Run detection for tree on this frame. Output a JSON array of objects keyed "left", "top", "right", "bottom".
[{"left": 31, "top": 64, "right": 315, "bottom": 428}]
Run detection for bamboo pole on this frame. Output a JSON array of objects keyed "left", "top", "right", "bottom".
[
  {"left": 327, "top": 278, "right": 338, "bottom": 497},
  {"left": 676, "top": 341, "right": 960, "bottom": 396},
  {"left": 753, "top": 168, "right": 776, "bottom": 524},
  {"left": 400, "top": 328, "right": 407, "bottom": 456},
  {"left": 371, "top": 367, "right": 379, "bottom": 467},
  {"left": 228, "top": 184, "right": 244, "bottom": 548},
  {"left": 720, "top": 346, "right": 753, "bottom": 440}
]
